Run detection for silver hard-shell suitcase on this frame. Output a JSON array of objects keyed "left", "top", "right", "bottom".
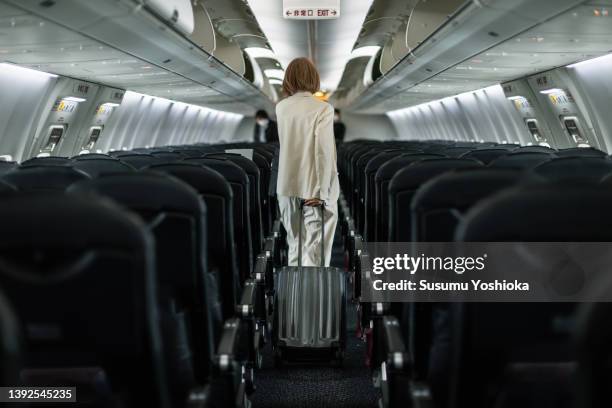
[{"left": 273, "top": 202, "right": 347, "bottom": 364}]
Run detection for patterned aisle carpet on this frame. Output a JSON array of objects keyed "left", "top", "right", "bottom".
[{"left": 251, "top": 227, "right": 380, "bottom": 408}]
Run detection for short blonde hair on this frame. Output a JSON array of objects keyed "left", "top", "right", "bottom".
[{"left": 282, "top": 58, "right": 320, "bottom": 96}]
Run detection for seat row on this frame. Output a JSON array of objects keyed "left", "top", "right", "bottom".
[
  {"left": 337, "top": 139, "right": 612, "bottom": 408},
  {"left": 0, "top": 142, "right": 283, "bottom": 408}
]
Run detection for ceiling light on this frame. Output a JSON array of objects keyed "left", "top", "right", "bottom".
[
  {"left": 349, "top": 46, "right": 381, "bottom": 60},
  {"left": 63, "top": 96, "right": 87, "bottom": 102},
  {"left": 245, "top": 47, "right": 277, "bottom": 59},
  {"left": 539, "top": 88, "right": 564, "bottom": 95},
  {"left": 507, "top": 96, "right": 526, "bottom": 101},
  {"left": 101, "top": 102, "right": 120, "bottom": 107},
  {"left": 264, "top": 69, "right": 285, "bottom": 79}
]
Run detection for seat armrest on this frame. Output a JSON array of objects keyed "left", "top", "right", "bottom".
[
  {"left": 264, "top": 237, "right": 275, "bottom": 259},
  {"left": 252, "top": 255, "right": 267, "bottom": 283},
  {"left": 371, "top": 302, "right": 391, "bottom": 316},
  {"left": 382, "top": 316, "right": 409, "bottom": 370},
  {"left": 379, "top": 316, "right": 432, "bottom": 408},
  {"left": 187, "top": 385, "right": 211, "bottom": 408},
  {"left": 236, "top": 280, "right": 257, "bottom": 318},
  {"left": 347, "top": 219, "right": 357, "bottom": 237},
  {"left": 253, "top": 254, "right": 274, "bottom": 294},
  {"left": 212, "top": 318, "right": 250, "bottom": 407},
  {"left": 215, "top": 318, "right": 242, "bottom": 373},
  {"left": 271, "top": 219, "right": 282, "bottom": 238}
]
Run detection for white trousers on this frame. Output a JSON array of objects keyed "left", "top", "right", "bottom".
[{"left": 278, "top": 196, "right": 338, "bottom": 267}]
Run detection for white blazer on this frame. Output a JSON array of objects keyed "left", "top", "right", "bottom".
[{"left": 275, "top": 92, "right": 340, "bottom": 202}]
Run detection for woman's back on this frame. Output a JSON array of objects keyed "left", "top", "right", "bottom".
[{"left": 276, "top": 91, "right": 338, "bottom": 202}]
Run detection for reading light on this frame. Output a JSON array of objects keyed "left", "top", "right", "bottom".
[
  {"left": 63, "top": 96, "right": 87, "bottom": 102},
  {"left": 245, "top": 47, "right": 277, "bottom": 59},
  {"left": 264, "top": 69, "right": 285, "bottom": 80},
  {"left": 539, "top": 88, "right": 564, "bottom": 95}
]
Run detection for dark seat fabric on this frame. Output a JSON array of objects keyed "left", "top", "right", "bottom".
[
  {"left": 460, "top": 148, "right": 510, "bottom": 165},
  {"left": 387, "top": 158, "right": 482, "bottom": 241},
  {"left": 557, "top": 147, "right": 607, "bottom": 158},
  {"left": 401, "top": 168, "right": 525, "bottom": 386},
  {"left": 489, "top": 152, "right": 555, "bottom": 170},
  {"left": 3, "top": 166, "right": 91, "bottom": 191},
  {"left": 354, "top": 148, "right": 390, "bottom": 233},
  {"left": 184, "top": 157, "right": 253, "bottom": 282},
  {"left": 362, "top": 150, "right": 408, "bottom": 241},
  {"left": 345, "top": 144, "right": 380, "bottom": 212},
  {"left": 171, "top": 149, "right": 205, "bottom": 158},
  {"left": 0, "top": 193, "right": 170, "bottom": 408},
  {"left": 0, "top": 289, "right": 20, "bottom": 387},
  {"left": 68, "top": 173, "right": 216, "bottom": 387},
  {"left": 147, "top": 163, "right": 240, "bottom": 319},
  {"left": 440, "top": 147, "right": 473, "bottom": 157},
  {"left": 513, "top": 145, "right": 557, "bottom": 154},
  {"left": 71, "top": 158, "right": 135, "bottom": 177},
  {"left": 20, "top": 157, "right": 71, "bottom": 167},
  {"left": 117, "top": 154, "right": 165, "bottom": 169},
  {"left": 411, "top": 168, "right": 523, "bottom": 242},
  {"left": 575, "top": 284, "right": 612, "bottom": 408},
  {"left": 445, "top": 302, "right": 575, "bottom": 408},
  {"left": 108, "top": 150, "right": 142, "bottom": 158},
  {"left": 72, "top": 153, "right": 114, "bottom": 160},
  {"left": 0, "top": 161, "right": 17, "bottom": 175},
  {"left": 457, "top": 185, "right": 612, "bottom": 241},
  {"left": 0, "top": 179, "right": 16, "bottom": 194},
  {"left": 204, "top": 153, "right": 264, "bottom": 256},
  {"left": 374, "top": 154, "right": 445, "bottom": 241},
  {"left": 445, "top": 186, "right": 612, "bottom": 408},
  {"left": 150, "top": 152, "right": 186, "bottom": 161},
  {"left": 533, "top": 157, "right": 612, "bottom": 183},
  {"left": 251, "top": 151, "right": 273, "bottom": 236}
]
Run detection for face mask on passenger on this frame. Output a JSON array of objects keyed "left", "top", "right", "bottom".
[
  {"left": 334, "top": 115, "right": 340, "bottom": 123},
  {"left": 257, "top": 118, "right": 269, "bottom": 127}
]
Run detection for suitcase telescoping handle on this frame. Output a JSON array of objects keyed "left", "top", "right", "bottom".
[{"left": 297, "top": 200, "right": 326, "bottom": 268}]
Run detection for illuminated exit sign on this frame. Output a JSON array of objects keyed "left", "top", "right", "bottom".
[{"left": 283, "top": 0, "right": 340, "bottom": 19}]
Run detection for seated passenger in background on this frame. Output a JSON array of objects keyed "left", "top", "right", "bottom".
[
  {"left": 333, "top": 109, "right": 346, "bottom": 144},
  {"left": 253, "top": 110, "right": 279, "bottom": 143}
]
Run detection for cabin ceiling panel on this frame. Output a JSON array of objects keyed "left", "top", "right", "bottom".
[
  {"left": 350, "top": 0, "right": 612, "bottom": 113},
  {"left": 247, "top": 0, "right": 372, "bottom": 91},
  {"left": 1, "top": 0, "right": 273, "bottom": 115}
]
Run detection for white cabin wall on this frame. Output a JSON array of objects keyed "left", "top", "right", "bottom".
[
  {"left": 342, "top": 113, "right": 397, "bottom": 141},
  {"left": 98, "top": 91, "right": 243, "bottom": 151},
  {"left": 566, "top": 54, "right": 612, "bottom": 153},
  {"left": 387, "top": 85, "right": 530, "bottom": 145},
  {"left": 232, "top": 117, "right": 257, "bottom": 143},
  {"left": 0, "top": 65, "right": 58, "bottom": 162}
]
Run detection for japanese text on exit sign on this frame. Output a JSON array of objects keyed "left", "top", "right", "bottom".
[{"left": 284, "top": 8, "right": 339, "bottom": 19}]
